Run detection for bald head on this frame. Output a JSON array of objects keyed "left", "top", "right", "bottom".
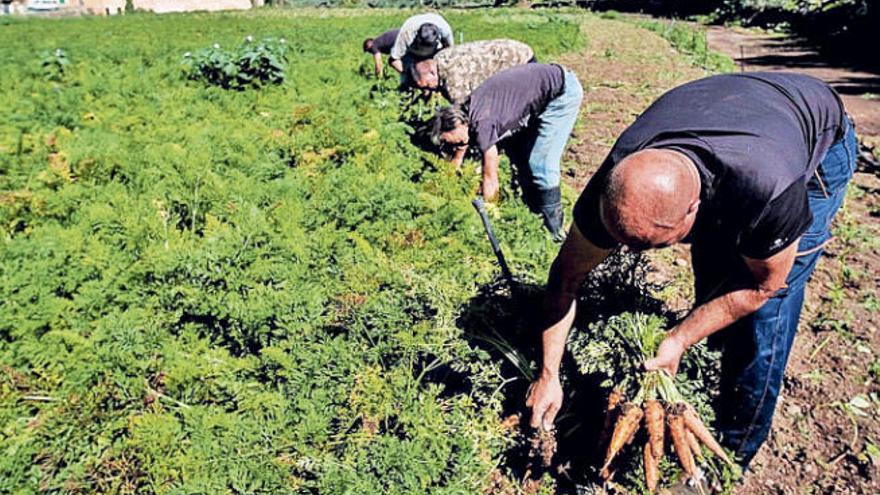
[{"left": 600, "top": 149, "right": 701, "bottom": 249}]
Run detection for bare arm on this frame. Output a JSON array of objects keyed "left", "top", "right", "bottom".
[
  {"left": 526, "top": 223, "right": 613, "bottom": 429},
  {"left": 389, "top": 58, "right": 404, "bottom": 74},
  {"left": 539, "top": 224, "right": 613, "bottom": 376},
  {"left": 372, "top": 53, "right": 384, "bottom": 76},
  {"left": 481, "top": 145, "right": 500, "bottom": 201},
  {"left": 449, "top": 145, "right": 467, "bottom": 170},
  {"left": 646, "top": 240, "right": 799, "bottom": 375}
]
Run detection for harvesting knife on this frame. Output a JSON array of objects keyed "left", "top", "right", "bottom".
[{"left": 471, "top": 196, "right": 514, "bottom": 286}]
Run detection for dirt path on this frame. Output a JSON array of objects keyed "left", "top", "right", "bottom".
[
  {"left": 706, "top": 26, "right": 880, "bottom": 143},
  {"left": 558, "top": 16, "right": 880, "bottom": 494}
]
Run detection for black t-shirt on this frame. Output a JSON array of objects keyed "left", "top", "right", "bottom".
[
  {"left": 467, "top": 64, "right": 565, "bottom": 153},
  {"left": 573, "top": 72, "right": 845, "bottom": 259},
  {"left": 369, "top": 29, "right": 399, "bottom": 55}
]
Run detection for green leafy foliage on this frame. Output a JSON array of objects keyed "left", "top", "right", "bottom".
[
  {"left": 0, "top": 9, "right": 584, "bottom": 494},
  {"left": 569, "top": 312, "right": 720, "bottom": 417},
  {"left": 637, "top": 20, "right": 736, "bottom": 73},
  {"left": 39, "top": 48, "right": 70, "bottom": 82},
  {"left": 590, "top": 0, "right": 876, "bottom": 56},
  {"left": 183, "top": 36, "right": 290, "bottom": 90}
]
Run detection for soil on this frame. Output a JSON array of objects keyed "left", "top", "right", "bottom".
[
  {"left": 555, "top": 15, "right": 880, "bottom": 494},
  {"left": 706, "top": 26, "right": 880, "bottom": 146}
]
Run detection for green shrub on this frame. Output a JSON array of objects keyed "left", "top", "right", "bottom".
[
  {"left": 183, "top": 36, "right": 290, "bottom": 90},
  {"left": 39, "top": 48, "right": 70, "bottom": 82},
  {"left": 599, "top": 9, "right": 621, "bottom": 19}
]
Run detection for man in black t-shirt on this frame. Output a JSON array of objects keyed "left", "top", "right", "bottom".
[
  {"left": 430, "top": 63, "right": 583, "bottom": 239},
  {"left": 362, "top": 29, "right": 399, "bottom": 77},
  {"left": 525, "top": 73, "right": 857, "bottom": 469}
]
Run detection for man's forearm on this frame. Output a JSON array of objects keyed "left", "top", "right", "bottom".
[
  {"left": 390, "top": 58, "right": 404, "bottom": 73},
  {"left": 539, "top": 227, "right": 611, "bottom": 375},
  {"left": 648, "top": 243, "right": 797, "bottom": 376},
  {"left": 539, "top": 256, "right": 585, "bottom": 376},
  {"left": 540, "top": 299, "right": 576, "bottom": 378},
  {"left": 670, "top": 288, "right": 771, "bottom": 348},
  {"left": 542, "top": 255, "right": 580, "bottom": 325},
  {"left": 450, "top": 145, "right": 467, "bottom": 167},
  {"left": 482, "top": 150, "right": 499, "bottom": 184},
  {"left": 373, "top": 53, "right": 384, "bottom": 75}
]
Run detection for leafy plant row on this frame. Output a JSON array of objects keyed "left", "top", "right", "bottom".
[{"left": 0, "top": 9, "right": 584, "bottom": 494}]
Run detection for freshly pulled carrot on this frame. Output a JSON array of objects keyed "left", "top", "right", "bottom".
[
  {"left": 667, "top": 404, "right": 696, "bottom": 476},
  {"left": 644, "top": 399, "right": 664, "bottom": 458},
  {"left": 643, "top": 442, "right": 659, "bottom": 493},
  {"left": 682, "top": 404, "right": 733, "bottom": 465},
  {"left": 686, "top": 429, "right": 704, "bottom": 461},
  {"left": 597, "top": 388, "right": 624, "bottom": 451},
  {"left": 601, "top": 402, "right": 643, "bottom": 472}
]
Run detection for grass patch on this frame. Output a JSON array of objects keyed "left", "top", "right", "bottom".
[{"left": 637, "top": 19, "right": 736, "bottom": 73}]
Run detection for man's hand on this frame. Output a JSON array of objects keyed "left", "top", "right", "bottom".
[
  {"left": 644, "top": 332, "right": 688, "bottom": 376},
  {"left": 526, "top": 373, "right": 563, "bottom": 431}
]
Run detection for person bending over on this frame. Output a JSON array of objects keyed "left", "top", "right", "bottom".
[
  {"left": 526, "top": 72, "right": 854, "bottom": 486},
  {"left": 410, "top": 38, "right": 534, "bottom": 103},
  {"left": 430, "top": 63, "right": 583, "bottom": 240},
  {"left": 362, "top": 28, "right": 399, "bottom": 77},
  {"left": 388, "top": 13, "right": 453, "bottom": 76}
]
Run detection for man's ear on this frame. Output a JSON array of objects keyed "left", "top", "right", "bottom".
[{"left": 686, "top": 199, "right": 700, "bottom": 216}]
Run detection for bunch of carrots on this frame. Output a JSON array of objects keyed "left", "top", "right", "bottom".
[{"left": 598, "top": 370, "right": 733, "bottom": 492}]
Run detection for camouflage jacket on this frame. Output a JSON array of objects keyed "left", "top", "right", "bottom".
[{"left": 435, "top": 39, "right": 535, "bottom": 103}]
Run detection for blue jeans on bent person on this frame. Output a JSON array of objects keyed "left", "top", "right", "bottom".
[
  {"left": 694, "top": 118, "right": 857, "bottom": 468},
  {"left": 526, "top": 69, "right": 583, "bottom": 191}
]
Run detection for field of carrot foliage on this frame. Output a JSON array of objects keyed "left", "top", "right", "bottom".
[{"left": 0, "top": 8, "right": 588, "bottom": 494}]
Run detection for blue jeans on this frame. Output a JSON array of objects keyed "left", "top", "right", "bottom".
[
  {"left": 694, "top": 118, "right": 857, "bottom": 467},
  {"left": 529, "top": 69, "right": 583, "bottom": 191}
]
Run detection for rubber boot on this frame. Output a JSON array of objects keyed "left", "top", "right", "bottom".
[{"left": 535, "top": 187, "right": 564, "bottom": 242}]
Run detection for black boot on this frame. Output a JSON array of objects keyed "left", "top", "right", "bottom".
[{"left": 535, "top": 187, "right": 564, "bottom": 242}]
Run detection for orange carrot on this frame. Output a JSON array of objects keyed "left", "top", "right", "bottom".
[
  {"left": 597, "top": 388, "right": 624, "bottom": 451},
  {"left": 682, "top": 404, "right": 733, "bottom": 465},
  {"left": 643, "top": 442, "right": 659, "bottom": 493},
  {"left": 686, "top": 429, "right": 704, "bottom": 461},
  {"left": 601, "top": 402, "right": 643, "bottom": 472},
  {"left": 667, "top": 404, "right": 696, "bottom": 477},
  {"left": 644, "top": 399, "right": 664, "bottom": 458}
]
